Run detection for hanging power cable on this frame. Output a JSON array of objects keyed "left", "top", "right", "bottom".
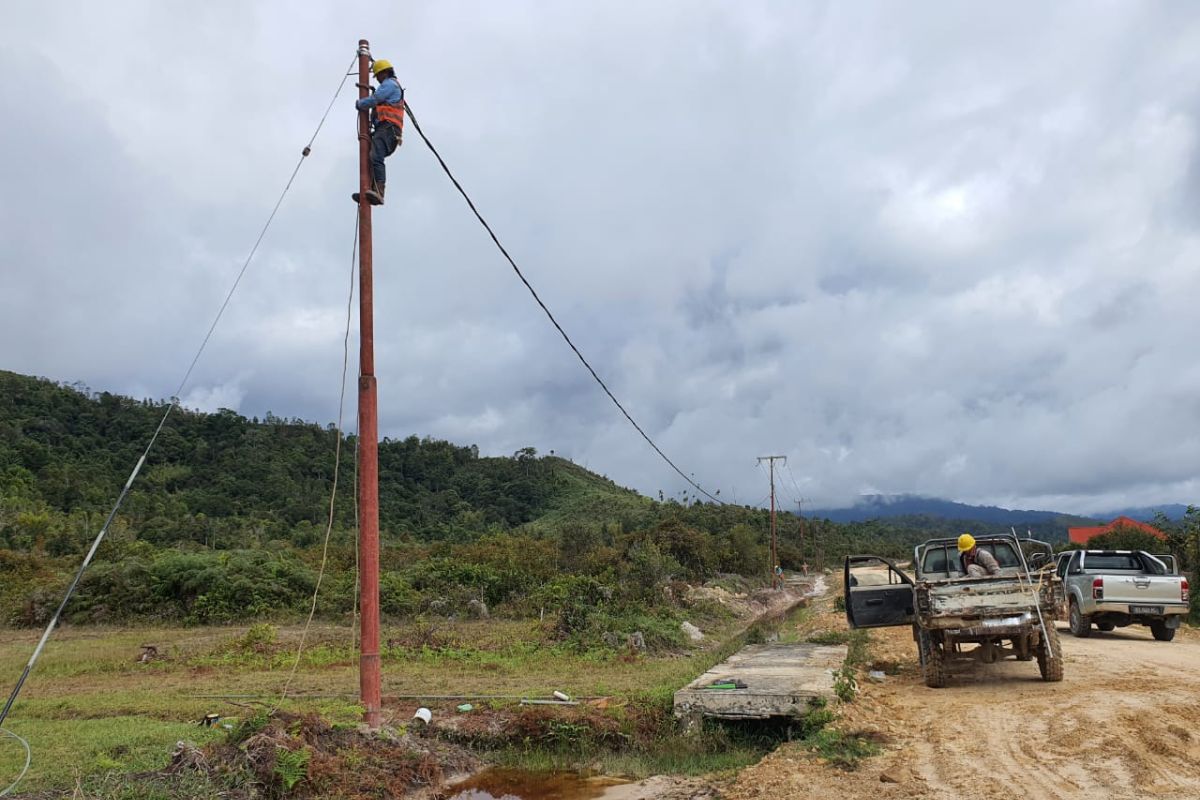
[
  {"left": 403, "top": 102, "right": 725, "bottom": 506},
  {"left": 0, "top": 728, "right": 30, "bottom": 798},
  {"left": 0, "top": 57, "right": 358, "bottom": 789},
  {"left": 273, "top": 213, "right": 358, "bottom": 711}
]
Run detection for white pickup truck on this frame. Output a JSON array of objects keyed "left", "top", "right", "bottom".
[{"left": 1054, "top": 550, "right": 1189, "bottom": 641}]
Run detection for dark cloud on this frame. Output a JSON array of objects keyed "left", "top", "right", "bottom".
[{"left": 3, "top": 2, "right": 1200, "bottom": 514}]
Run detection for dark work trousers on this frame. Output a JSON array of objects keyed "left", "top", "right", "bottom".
[{"left": 369, "top": 122, "right": 400, "bottom": 188}]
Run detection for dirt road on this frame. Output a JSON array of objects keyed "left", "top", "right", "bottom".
[{"left": 724, "top": 607, "right": 1200, "bottom": 800}]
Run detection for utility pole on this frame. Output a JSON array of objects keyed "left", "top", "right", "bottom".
[
  {"left": 796, "top": 498, "right": 807, "bottom": 566},
  {"left": 355, "top": 38, "right": 382, "bottom": 729},
  {"left": 757, "top": 456, "right": 786, "bottom": 588}
]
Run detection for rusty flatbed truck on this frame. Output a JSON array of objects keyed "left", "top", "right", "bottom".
[{"left": 844, "top": 535, "right": 1065, "bottom": 687}]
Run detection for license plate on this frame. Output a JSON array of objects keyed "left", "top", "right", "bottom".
[
  {"left": 1130, "top": 605, "right": 1163, "bottom": 615},
  {"left": 983, "top": 615, "right": 1025, "bottom": 627}
]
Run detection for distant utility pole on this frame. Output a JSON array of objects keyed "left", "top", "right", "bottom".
[
  {"left": 757, "top": 455, "right": 786, "bottom": 587},
  {"left": 796, "top": 497, "right": 810, "bottom": 567}
]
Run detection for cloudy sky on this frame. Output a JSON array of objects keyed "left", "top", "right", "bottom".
[{"left": 2, "top": 1, "right": 1199, "bottom": 514}]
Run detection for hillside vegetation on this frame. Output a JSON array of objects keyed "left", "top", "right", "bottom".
[{"left": 2, "top": 370, "right": 1197, "bottom": 628}]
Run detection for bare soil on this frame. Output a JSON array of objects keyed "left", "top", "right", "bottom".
[{"left": 722, "top": 593, "right": 1200, "bottom": 800}]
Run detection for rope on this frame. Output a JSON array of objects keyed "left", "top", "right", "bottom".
[
  {"left": 0, "top": 55, "right": 358, "bottom": 793},
  {"left": 402, "top": 102, "right": 724, "bottom": 506},
  {"left": 352, "top": 430, "right": 361, "bottom": 653},
  {"left": 273, "top": 213, "right": 358, "bottom": 710},
  {"left": 0, "top": 728, "right": 30, "bottom": 798}
]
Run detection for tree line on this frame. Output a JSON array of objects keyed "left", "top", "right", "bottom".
[{"left": 3, "top": 370, "right": 1194, "bottom": 629}]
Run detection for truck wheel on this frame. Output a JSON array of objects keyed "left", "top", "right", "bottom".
[
  {"left": 1150, "top": 621, "right": 1176, "bottom": 642},
  {"left": 1096, "top": 622, "right": 1115, "bottom": 632},
  {"left": 1037, "top": 623, "right": 1064, "bottom": 682},
  {"left": 1068, "top": 599, "right": 1091, "bottom": 638},
  {"left": 918, "top": 629, "right": 947, "bottom": 689}
]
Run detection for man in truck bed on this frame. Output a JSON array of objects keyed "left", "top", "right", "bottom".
[{"left": 959, "top": 534, "right": 1001, "bottom": 577}]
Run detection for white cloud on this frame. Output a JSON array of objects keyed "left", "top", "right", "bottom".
[{"left": 2, "top": 1, "right": 1199, "bottom": 514}]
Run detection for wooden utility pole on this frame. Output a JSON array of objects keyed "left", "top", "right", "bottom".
[
  {"left": 796, "top": 499, "right": 806, "bottom": 565},
  {"left": 355, "top": 37, "right": 382, "bottom": 729},
  {"left": 757, "top": 456, "right": 786, "bottom": 587}
]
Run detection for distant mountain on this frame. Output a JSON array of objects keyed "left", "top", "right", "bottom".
[
  {"left": 810, "top": 495, "right": 1097, "bottom": 528},
  {"left": 1094, "top": 505, "right": 1189, "bottom": 522}
]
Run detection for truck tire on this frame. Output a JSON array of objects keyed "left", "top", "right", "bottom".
[
  {"left": 1150, "top": 621, "right": 1176, "bottom": 642},
  {"left": 918, "top": 629, "right": 947, "bottom": 688},
  {"left": 1068, "top": 599, "right": 1091, "bottom": 638},
  {"left": 1037, "top": 623, "right": 1064, "bottom": 682}
]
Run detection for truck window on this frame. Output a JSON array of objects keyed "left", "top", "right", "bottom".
[
  {"left": 1083, "top": 553, "right": 1143, "bottom": 570},
  {"left": 1067, "top": 550, "right": 1083, "bottom": 575},
  {"left": 1056, "top": 554, "right": 1071, "bottom": 579},
  {"left": 922, "top": 546, "right": 955, "bottom": 576},
  {"left": 979, "top": 542, "right": 1020, "bottom": 568},
  {"left": 848, "top": 560, "right": 908, "bottom": 587},
  {"left": 1138, "top": 553, "right": 1168, "bottom": 575}
]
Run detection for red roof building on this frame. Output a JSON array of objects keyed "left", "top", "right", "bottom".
[{"left": 1068, "top": 516, "right": 1166, "bottom": 545}]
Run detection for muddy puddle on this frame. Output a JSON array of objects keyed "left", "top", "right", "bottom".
[{"left": 446, "top": 769, "right": 629, "bottom": 800}]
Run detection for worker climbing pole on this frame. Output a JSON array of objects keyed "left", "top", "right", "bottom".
[
  {"left": 352, "top": 44, "right": 405, "bottom": 206},
  {"left": 355, "top": 38, "right": 384, "bottom": 729}
]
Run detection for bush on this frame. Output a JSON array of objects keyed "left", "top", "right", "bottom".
[{"left": 232, "top": 623, "right": 279, "bottom": 654}]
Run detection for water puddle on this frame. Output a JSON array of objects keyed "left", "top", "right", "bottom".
[{"left": 446, "top": 769, "right": 629, "bottom": 800}]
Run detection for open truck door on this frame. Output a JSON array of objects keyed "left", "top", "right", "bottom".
[{"left": 844, "top": 555, "right": 916, "bottom": 629}]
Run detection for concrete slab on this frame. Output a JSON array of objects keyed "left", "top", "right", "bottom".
[{"left": 673, "top": 643, "right": 847, "bottom": 721}]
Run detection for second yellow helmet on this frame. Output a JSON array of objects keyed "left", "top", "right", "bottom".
[
  {"left": 957, "top": 533, "right": 976, "bottom": 552},
  {"left": 372, "top": 59, "right": 393, "bottom": 76}
]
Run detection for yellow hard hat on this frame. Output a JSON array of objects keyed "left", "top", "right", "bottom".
[
  {"left": 372, "top": 59, "right": 393, "bottom": 76},
  {"left": 957, "top": 533, "right": 976, "bottom": 553}
]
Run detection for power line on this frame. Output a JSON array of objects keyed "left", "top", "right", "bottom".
[
  {"left": 403, "top": 102, "right": 724, "bottom": 506},
  {"left": 0, "top": 728, "right": 29, "bottom": 798},
  {"left": 0, "top": 56, "right": 358, "bottom": 782},
  {"left": 274, "top": 211, "right": 358, "bottom": 711}
]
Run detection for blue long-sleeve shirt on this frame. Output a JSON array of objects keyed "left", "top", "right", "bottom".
[{"left": 356, "top": 77, "right": 403, "bottom": 114}]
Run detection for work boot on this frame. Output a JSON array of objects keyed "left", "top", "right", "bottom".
[{"left": 350, "top": 184, "right": 385, "bottom": 206}]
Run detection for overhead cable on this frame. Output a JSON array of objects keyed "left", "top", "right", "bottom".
[
  {"left": 403, "top": 102, "right": 724, "bottom": 505},
  {"left": 0, "top": 728, "right": 30, "bottom": 798},
  {"left": 274, "top": 212, "right": 358, "bottom": 711}
]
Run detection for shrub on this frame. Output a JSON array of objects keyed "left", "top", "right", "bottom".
[{"left": 232, "top": 623, "right": 279, "bottom": 654}]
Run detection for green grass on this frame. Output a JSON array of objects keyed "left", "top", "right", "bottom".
[
  {"left": 0, "top": 603, "right": 759, "bottom": 793},
  {"left": 0, "top": 716, "right": 224, "bottom": 791}
]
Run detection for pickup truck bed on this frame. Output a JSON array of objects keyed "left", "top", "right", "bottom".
[{"left": 923, "top": 577, "right": 1049, "bottom": 635}]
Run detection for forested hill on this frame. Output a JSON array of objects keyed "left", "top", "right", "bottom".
[
  {"left": 0, "top": 370, "right": 656, "bottom": 549},
  {"left": 812, "top": 495, "right": 1097, "bottom": 538},
  {"left": 1, "top": 369, "right": 1089, "bottom": 555},
  {"left": 0, "top": 370, "right": 1148, "bottom": 627}
]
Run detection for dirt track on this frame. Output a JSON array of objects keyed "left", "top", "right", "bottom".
[{"left": 723, "top": 604, "right": 1200, "bottom": 800}]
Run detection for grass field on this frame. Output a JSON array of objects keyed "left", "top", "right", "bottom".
[{"left": 0, "top": 607, "right": 762, "bottom": 793}]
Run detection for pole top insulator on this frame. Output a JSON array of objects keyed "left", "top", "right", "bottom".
[{"left": 358, "top": 39, "right": 371, "bottom": 56}]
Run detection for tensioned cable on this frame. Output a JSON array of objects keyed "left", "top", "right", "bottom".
[
  {"left": 403, "top": 102, "right": 724, "bottom": 506},
  {"left": 783, "top": 462, "right": 806, "bottom": 507},
  {"left": 0, "top": 729, "right": 30, "bottom": 798},
  {"left": 351, "top": 430, "right": 361, "bottom": 653},
  {"left": 0, "top": 55, "right": 358, "bottom": 787},
  {"left": 274, "top": 213, "right": 358, "bottom": 711}
]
